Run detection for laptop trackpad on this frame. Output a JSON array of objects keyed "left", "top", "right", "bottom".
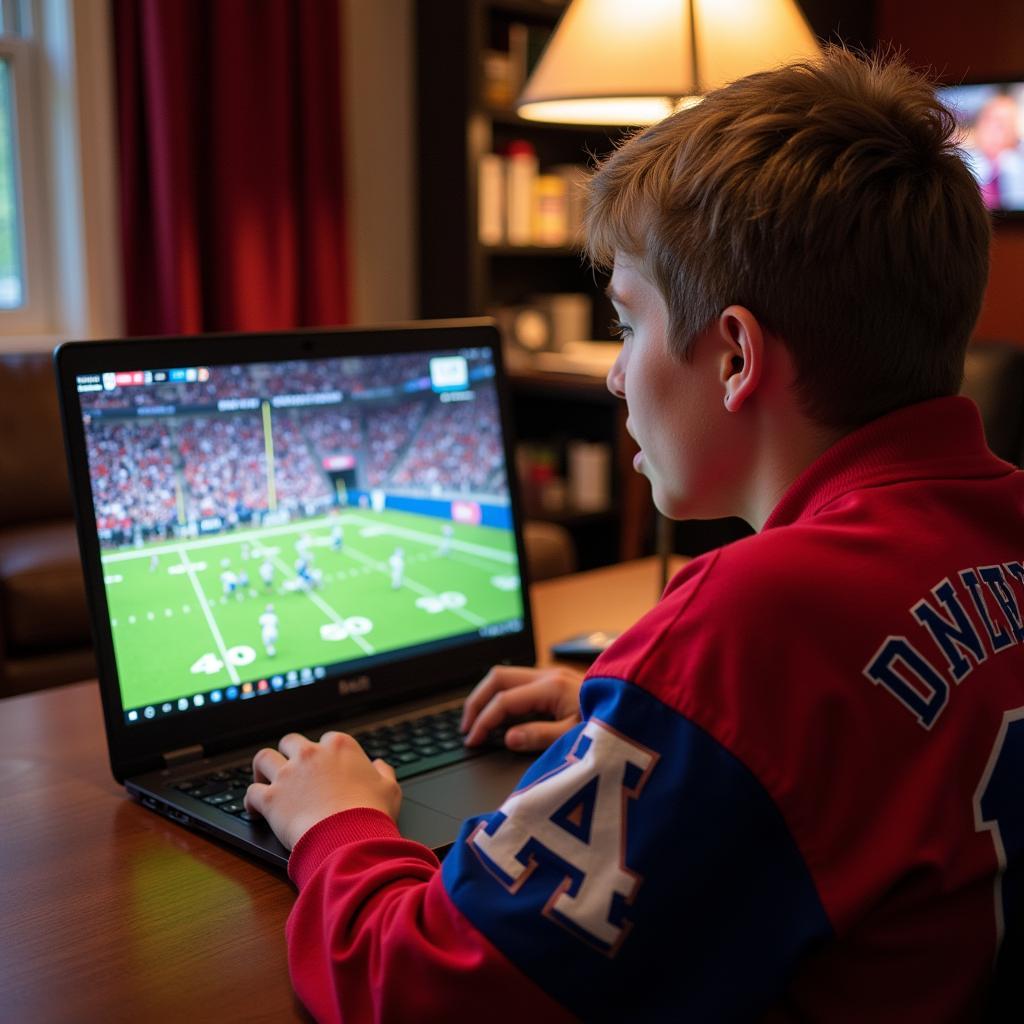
[
  {"left": 396, "top": 798, "right": 465, "bottom": 852},
  {"left": 403, "top": 751, "right": 530, "bottom": 821}
]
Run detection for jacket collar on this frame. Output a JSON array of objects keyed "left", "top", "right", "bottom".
[{"left": 763, "top": 396, "right": 1016, "bottom": 531}]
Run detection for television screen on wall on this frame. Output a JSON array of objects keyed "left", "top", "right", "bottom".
[{"left": 937, "top": 82, "right": 1024, "bottom": 213}]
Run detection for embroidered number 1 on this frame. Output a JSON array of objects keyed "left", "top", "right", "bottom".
[{"left": 974, "top": 709, "right": 1024, "bottom": 959}]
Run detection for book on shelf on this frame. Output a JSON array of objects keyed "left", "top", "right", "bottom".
[
  {"left": 481, "top": 22, "right": 553, "bottom": 114},
  {"left": 477, "top": 145, "right": 587, "bottom": 248},
  {"left": 478, "top": 152, "right": 505, "bottom": 246}
]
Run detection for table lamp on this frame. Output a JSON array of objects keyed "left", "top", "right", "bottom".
[{"left": 516, "top": 0, "right": 820, "bottom": 127}]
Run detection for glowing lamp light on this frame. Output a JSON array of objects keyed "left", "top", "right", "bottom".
[{"left": 516, "top": 0, "right": 820, "bottom": 126}]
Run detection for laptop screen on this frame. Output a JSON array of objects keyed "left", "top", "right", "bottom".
[{"left": 74, "top": 345, "right": 525, "bottom": 726}]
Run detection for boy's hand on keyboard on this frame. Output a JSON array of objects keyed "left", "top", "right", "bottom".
[
  {"left": 245, "top": 731, "right": 401, "bottom": 851},
  {"left": 461, "top": 665, "right": 584, "bottom": 753}
]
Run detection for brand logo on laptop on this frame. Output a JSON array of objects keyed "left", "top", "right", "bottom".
[{"left": 337, "top": 674, "right": 372, "bottom": 696}]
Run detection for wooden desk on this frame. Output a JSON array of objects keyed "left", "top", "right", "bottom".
[{"left": 0, "top": 558, "right": 675, "bottom": 1024}]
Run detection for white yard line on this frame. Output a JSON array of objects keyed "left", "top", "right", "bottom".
[
  {"left": 342, "top": 545, "right": 486, "bottom": 628},
  {"left": 178, "top": 549, "right": 240, "bottom": 685},
  {"left": 448, "top": 550, "right": 516, "bottom": 575},
  {"left": 102, "top": 512, "right": 516, "bottom": 565},
  {"left": 266, "top": 551, "right": 375, "bottom": 656},
  {"left": 345, "top": 514, "right": 516, "bottom": 564}
]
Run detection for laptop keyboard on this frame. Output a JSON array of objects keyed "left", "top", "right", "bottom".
[{"left": 172, "top": 706, "right": 474, "bottom": 823}]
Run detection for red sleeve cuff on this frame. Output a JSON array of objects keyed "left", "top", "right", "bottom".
[{"left": 288, "top": 807, "right": 404, "bottom": 888}]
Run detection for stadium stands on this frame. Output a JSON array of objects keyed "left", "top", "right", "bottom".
[{"left": 86, "top": 389, "right": 509, "bottom": 542}]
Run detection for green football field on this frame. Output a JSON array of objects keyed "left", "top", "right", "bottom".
[{"left": 100, "top": 508, "right": 523, "bottom": 711}]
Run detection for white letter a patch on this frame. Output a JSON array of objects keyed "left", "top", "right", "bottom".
[{"left": 468, "top": 718, "right": 658, "bottom": 954}]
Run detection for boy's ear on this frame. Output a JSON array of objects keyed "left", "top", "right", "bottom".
[{"left": 718, "top": 305, "right": 764, "bottom": 413}]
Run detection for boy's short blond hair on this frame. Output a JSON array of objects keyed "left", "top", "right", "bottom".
[{"left": 585, "top": 47, "right": 991, "bottom": 430}]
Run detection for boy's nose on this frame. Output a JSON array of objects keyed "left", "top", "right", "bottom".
[{"left": 606, "top": 354, "right": 625, "bottom": 399}]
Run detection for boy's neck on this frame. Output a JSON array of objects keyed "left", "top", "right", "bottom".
[
  {"left": 727, "top": 348, "right": 847, "bottom": 531},
  {"left": 742, "top": 417, "right": 846, "bottom": 531}
]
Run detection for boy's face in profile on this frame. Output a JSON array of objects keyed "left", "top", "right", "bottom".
[{"left": 606, "top": 255, "right": 742, "bottom": 522}]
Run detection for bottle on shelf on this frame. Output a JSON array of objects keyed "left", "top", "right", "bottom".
[
  {"left": 551, "top": 163, "right": 589, "bottom": 244},
  {"left": 480, "top": 142, "right": 585, "bottom": 249},
  {"left": 532, "top": 173, "right": 569, "bottom": 245}
]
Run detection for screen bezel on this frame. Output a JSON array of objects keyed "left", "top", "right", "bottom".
[
  {"left": 936, "top": 76, "right": 1024, "bottom": 221},
  {"left": 55, "top": 319, "right": 536, "bottom": 780}
]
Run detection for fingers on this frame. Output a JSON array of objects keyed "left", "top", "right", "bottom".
[
  {"left": 248, "top": 739, "right": 299, "bottom": 817},
  {"left": 317, "top": 729, "right": 362, "bottom": 755},
  {"left": 463, "top": 676, "right": 570, "bottom": 747},
  {"left": 252, "top": 746, "right": 287, "bottom": 784},
  {"left": 373, "top": 758, "right": 397, "bottom": 782},
  {"left": 249, "top": 733, "right": 330, "bottom": 813},
  {"left": 278, "top": 731, "right": 315, "bottom": 759},
  {"left": 504, "top": 716, "right": 580, "bottom": 753},
  {"left": 244, "top": 781, "right": 268, "bottom": 817},
  {"left": 245, "top": 731, "right": 384, "bottom": 828},
  {"left": 461, "top": 665, "right": 550, "bottom": 733}
]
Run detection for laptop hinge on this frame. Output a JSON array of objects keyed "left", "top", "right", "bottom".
[{"left": 162, "top": 744, "right": 205, "bottom": 768}]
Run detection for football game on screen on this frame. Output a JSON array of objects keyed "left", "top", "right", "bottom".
[{"left": 75, "top": 347, "right": 525, "bottom": 724}]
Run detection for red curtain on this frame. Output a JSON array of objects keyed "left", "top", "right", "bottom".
[{"left": 113, "top": 0, "right": 350, "bottom": 335}]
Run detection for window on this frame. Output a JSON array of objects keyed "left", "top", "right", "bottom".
[
  {"left": 0, "top": 1, "right": 123, "bottom": 349},
  {"left": 0, "top": 0, "right": 50, "bottom": 333}
]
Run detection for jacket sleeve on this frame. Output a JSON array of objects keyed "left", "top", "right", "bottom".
[
  {"left": 285, "top": 808, "right": 578, "bottom": 1024},
  {"left": 439, "top": 675, "right": 834, "bottom": 1021},
  {"left": 287, "top": 676, "right": 833, "bottom": 1023}
]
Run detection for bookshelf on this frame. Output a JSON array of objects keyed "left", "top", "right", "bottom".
[
  {"left": 414, "top": 0, "right": 647, "bottom": 567},
  {"left": 414, "top": 0, "right": 622, "bottom": 334}
]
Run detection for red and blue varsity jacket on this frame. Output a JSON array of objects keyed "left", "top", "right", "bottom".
[{"left": 284, "top": 396, "right": 1024, "bottom": 1022}]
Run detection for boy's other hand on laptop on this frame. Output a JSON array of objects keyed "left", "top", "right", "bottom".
[
  {"left": 461, "top": 665, "right": 583, "bottom": 753},
  {"left": 245, "top": 732, "right": 401, "bottom": 851}
]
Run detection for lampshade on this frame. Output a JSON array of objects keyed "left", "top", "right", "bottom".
[{"left": 516, "top": 0, "right": 820, "bottom": 126}]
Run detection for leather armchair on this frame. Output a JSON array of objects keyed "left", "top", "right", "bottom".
[{"left": 0, "top": 354, "right": 95, "bottom": 697}]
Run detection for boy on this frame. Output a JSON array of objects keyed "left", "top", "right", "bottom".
[{"left": 244, "top": 50, "right": 1021, "bottom": 1021}]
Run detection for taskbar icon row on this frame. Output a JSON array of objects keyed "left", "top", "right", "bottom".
[{"left": 124, "top": 665, "right": 328, "bottom": 724}]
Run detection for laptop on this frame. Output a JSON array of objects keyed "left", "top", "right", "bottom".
[{"left": 55, "top": 319, "right": 537, "bottom": 869}]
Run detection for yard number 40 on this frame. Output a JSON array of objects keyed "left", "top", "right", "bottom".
[{"left": 190, "top": 646, "right": 256, "bottom": 674}]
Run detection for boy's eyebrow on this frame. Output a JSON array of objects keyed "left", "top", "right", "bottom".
[{"left": 605, "top": 284, "right": 625, "bottom": 305}]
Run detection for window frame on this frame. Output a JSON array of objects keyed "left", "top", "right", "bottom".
[
  {"left": 0, "top": 0, "right": 123, "bottom": 352},
  {"left": 0, "top": 15, "right": 52, "bottom": 334}
]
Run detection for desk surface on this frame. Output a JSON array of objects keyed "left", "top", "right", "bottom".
[{"left": 0, "top": 557, "right": 675, "bottom": 1023}]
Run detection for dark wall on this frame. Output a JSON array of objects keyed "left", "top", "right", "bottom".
[
  {"left": 799, "top": 0, "right": 875, "bottom": 51},
  {"left": 876, "top": 0, "right": 1024, "bottom": 347}
]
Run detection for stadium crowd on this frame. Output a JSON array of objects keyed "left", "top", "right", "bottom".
[
  {"left": 302, "top": 408, "right": 362, "bottom": 465},
  {"left": 177, "top": 415, "right": 268, "bottom": 521},
  {"left": 86, "top": 421, "right": 178, "bottom": 536},
  {"left": 86, "top": 382, "right": 507, "bottom": 542},
  {"left": 272, "top": 412, "right": 335, "bottom": 513},
  {"left": 390, "top": 389, "right": 507, "bottom": 495},
  {"left": 364, "top": 401, "right": 427, "bottom": 488}
]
